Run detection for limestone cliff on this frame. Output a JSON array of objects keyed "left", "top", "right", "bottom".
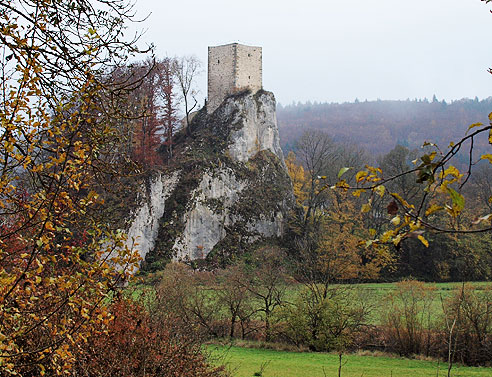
[{"left": 127, "top": 90, "right": 294, "bottom": 270}]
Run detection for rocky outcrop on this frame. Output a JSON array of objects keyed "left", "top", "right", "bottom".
[
  {"left": 223, "top": 92, "right": 284, "bottom": 163},
  {"left": 174, "top": 168, "right": 246, "bottom": 260},
  {"left": 126, "top": 90, "right": 294, "bottom": 270},
  {"left": 126, "top": 171, "right": 181, "bottom": 261}
]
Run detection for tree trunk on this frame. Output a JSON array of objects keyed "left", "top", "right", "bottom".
[{"left": 338, "top": 353, "right": 343, "bottom": 377}]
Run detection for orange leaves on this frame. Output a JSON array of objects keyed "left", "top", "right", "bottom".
[{"left": 73, "top": 298, "right": 224, "bottom": 377}]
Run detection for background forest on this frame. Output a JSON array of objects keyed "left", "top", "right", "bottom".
[{"left": 278, "top": 97, "right": 492, "bottom": 160}]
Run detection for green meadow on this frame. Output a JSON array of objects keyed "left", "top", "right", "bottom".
[
  {"left": 338, "top": 281, "right": 492, "bottom": 325},
  {"left": 267, "top": 281, "right": 492, "bottom": 325},
  {"left": 134, "top": 278, "right": 492, "bottom": 325},
  {"left": 209, "top": 345, "right": 492, "bottom": 377}
]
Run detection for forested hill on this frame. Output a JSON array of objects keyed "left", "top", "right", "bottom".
[{"left": 277, "top": 97, "right": 492, "bottom": 157}]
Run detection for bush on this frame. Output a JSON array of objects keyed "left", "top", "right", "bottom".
[
  {"left": 382, "top": 280, "right": 437, "bottom": 357},
  {"left": 444, "top": 284, "right": 492, "bottom": 366},
  {"left": 281, "top": 287, "right": 369, "bottom": 352},
  {"left": 156, "top": 262, "right": 226, "bottom": 338},
  {"left": 74, "top": 298, "right": 225, "bottom": 377}
]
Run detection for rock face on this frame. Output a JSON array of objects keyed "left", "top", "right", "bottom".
[
  {"left": 173, "top": 168, "right": 246, "bottom": 260},
  {"left": 225, "top": 91, "right": 284, "bottom": 163},
  {"left": 125, "top": 171, "right": 181, "bottom": 261},
  {"left": 127, "top": 90, "right": 294, "bottom": 270}
]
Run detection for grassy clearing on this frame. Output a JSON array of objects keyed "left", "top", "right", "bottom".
[
  {"left": 209, "top": 345, "right": 492, "bottom": 377},
  {"left": 130, "top": 277, "right": 491, "bottom": 326},
  {"left": 283, "top": 281, "right": 492, "bottom": 325}
]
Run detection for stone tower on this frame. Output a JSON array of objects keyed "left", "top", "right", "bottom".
[{"left": 207, "top": 43, "right": 262, "bottom": 113}]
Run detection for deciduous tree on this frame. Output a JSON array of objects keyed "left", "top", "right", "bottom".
[
  {"left": 0, "top": 0, "right": 146, "bottom": 374},
  {"left": 173, "top": 56, "right": 202, "bottom": 136}
]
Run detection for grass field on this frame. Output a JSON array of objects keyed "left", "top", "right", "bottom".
[
  {"left": 209, "top": 345, "right": 492, "bottom": 377},
  {"left": 281, "top": 281, "right": 492, "bottom": 325},
  {"left": 135, "top": 274, "right": 492, "bottom": 325},
  {"left": 133, "top": 277, "right": 492, "bottom": 326}
]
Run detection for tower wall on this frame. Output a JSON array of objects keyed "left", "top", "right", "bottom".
[
  {"left": 207, "top": 43, "right": 262, "bottom": 113},
  {"left": 235, "top": 44, "right": 262, "bottom": 93}
]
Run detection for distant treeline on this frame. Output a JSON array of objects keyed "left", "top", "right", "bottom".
[{"left": 277, "top": 97, "right": 492, "bottom": 159}]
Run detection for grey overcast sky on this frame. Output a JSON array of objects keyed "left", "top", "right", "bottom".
[{"left": 130, "top": 0, "right": 492, "bottom": 105}]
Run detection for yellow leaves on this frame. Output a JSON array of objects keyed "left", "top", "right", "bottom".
[
  {"left": 45, "top": 221, "right": 55, "bottom": 231},
  {"left": 409, "top": 220, "right": 422, "bottom": 232},
  {"left": 390, "top": 216, "right": 401, "bottom": 226},
  {"left": 361, "top": 201, "right": 372, "bottom": 213},
  {"left": 366, "top": 165, "right": 382, "bottom": 175},
  {"left": 481, "top": 154, "right": 492, "bottom": 164},
  {"left": 353, "top": 167, "right": 383, "bottom": 185},
  {"left": 352, "top": 189, "right": 365, "bottom": 198},
  {"left": 363, "top": 165, "right": 382, "bottom": 183},
  {"left": 285, "top": 152, "right": 309, "bottom": 206},
  {"left": 392, "top": 234, "right": 403, "bottom": 247},
  {"left": 440, "top": 165, "right": 461, "bottom": 180},
  {"left": 35, "top": 258, "right": 44, "bottom": 274},
  {"left": 87, "top": 190, "right": 100, "bottom": 201},
  {"left": 438, "top": 166, "right": 463, "bottom": 193},
  {"left": 355, "top": 171, "right": 368, "bottom": 183},
  {"left": 425, "top": 204, "right": 443, "bottom": 216},
  {"left": 374, "top": 185, "right": 385, "bottom": 198},
  {"left": 72, "top": 180, "right": 80, "bottom": 191},
  {"left": 335, "top": 179, "right": 350, "bottom": 191},
  {"left": 390, "top": 192, "right": 414, "bottom": 209},
  {"left": 417, "top": 235, "right": 429, "bottom": 248},
  {"left": 421, "top": 151, "right": 437, "bottom": 163},
  {"left": 74, "top": 148, "right": 87, "bottom": 159},
  {"left": 73, "top": 140, "right": 88, "bottom": 160},
  {"left": 380, "top": 230, "right": 394, "bottom": 243},
  {"left": 81, "top": 308, "right": 90, "bottom": 320},
  {"left": 466, "top": 122, "right": 484, "bottom": 133},
  {"left": 0, "top": 6, "right": 146, "bottom": 375},
  {"left": 59, "top": 191, "right": 70, "bottom": 200}
]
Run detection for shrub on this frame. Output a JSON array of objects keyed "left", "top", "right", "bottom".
[
  {"left": 74, "top": 298, "right": 225, "bottom": 377},
  {"left": 382, "top": 279, "right": 437, "bottom": 356},
  {"left": 444, "top": 284, "right": 492, "bottom": 366},
  {"left": 281, "top": 287, "right": 369, "bottom": 352}
]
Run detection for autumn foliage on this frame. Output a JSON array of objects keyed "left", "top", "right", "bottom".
[
  {"left": 127, "top": 58, "right": 179, "bottom": 166},
  {"left": 285, "top": 148, "right": 393, "bottom": 285},
  {"left": 1, "top": 0, "right": 146, "bottom": 375},
  {"left": 75, "top": 298, "right": 225, "bottom": 377}
]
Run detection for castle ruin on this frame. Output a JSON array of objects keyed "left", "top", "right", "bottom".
[{"left": 207, "top": 43, "right": 262, "bottom": 113}]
